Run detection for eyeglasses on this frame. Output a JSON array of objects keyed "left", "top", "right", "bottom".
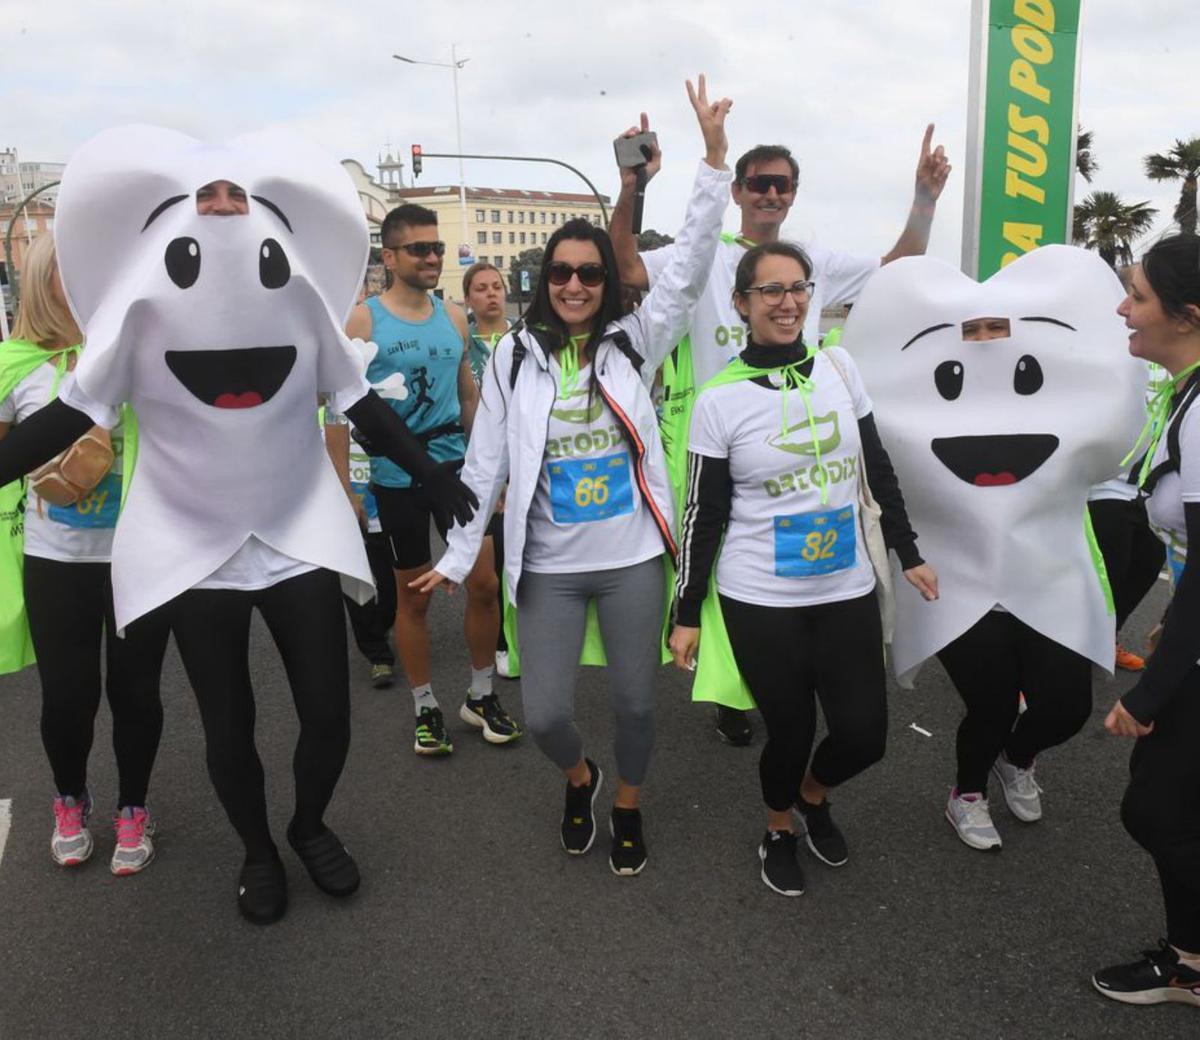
[
  {"left": 742, "top": 174, "right": 794, "bottom": 195},
  {"left": 546, "top": 261, "right": 607, "bottom": 287},
  {"left": 386, "top": 241, "right": 446, "bottom": 258},
  {"left": 744, "top": 280, "right": 816, "bottom": 305}
]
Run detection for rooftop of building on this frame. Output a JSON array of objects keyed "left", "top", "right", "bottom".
[{"left": 390, "top": 185, "right": 610, "bottom": 205}]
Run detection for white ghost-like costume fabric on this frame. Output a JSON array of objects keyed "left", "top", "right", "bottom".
[
  {"left": 53, "top": 125, "right": 376, "bottom": 629},
  {"left": 843, "top": 246, "right": 1146, "bottom": 680}
]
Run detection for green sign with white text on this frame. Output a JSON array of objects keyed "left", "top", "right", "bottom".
[{"left": 965, "top": 0, "right": 1082, "bottom": 278}]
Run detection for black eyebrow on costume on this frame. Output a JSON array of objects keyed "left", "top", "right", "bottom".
[
  {"left": 142, "top": 195, "right": 189, "bottom": 231},
  {"left": 251, "top": 195, "right": 293, "bottom": 233},
  {"left": 1020, "top": 316, "right": 1076, "bottom": 331},
  {"left": 901, "top": 323, "right": 955, "bottom": 350}
]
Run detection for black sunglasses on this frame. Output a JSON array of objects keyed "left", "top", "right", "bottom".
[
  {"left": 386, "top": 241, "right": 446, "bottom": 258},
  {"left": 546, "top": 261, "right": 607, "bottom": 287},
  {"left": 742, "top": 174, "right": 794, "bottom": 195}
]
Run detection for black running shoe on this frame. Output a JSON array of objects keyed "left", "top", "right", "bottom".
[
  {"left": 758, "top": 830, "right": 805, "bottom": 897},
  {"left": 795, "top": 798, "right": 849, "bottom": 867},
  {"left": 716, "top": 706, "right": 753, "bottom": 746},
  {"left": 1093, "top": 940, "right": 1200, "bottom": 1006},
  {"left": 609, "top": 807, "right": 647, "bottom": 876},
  {"left": 238, "top": 856, "right": 288, "bottom": 925},
  {"left": 459, "top": 693, "right": 522, "bottom": 744},
  {"left": 561, "top": 759, "right": 603, "bottom": 855},
  {"left": 286, "top": 824, "right": 361, "bottom": 897}
]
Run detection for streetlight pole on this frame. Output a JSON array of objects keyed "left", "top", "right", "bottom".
[{"left": 393, "top": 49, "right": 471, "bottom": 262}]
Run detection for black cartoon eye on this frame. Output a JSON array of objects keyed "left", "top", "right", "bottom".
[
  {"left": 164, "top": 237, "right": 200, "bottom": 288},
  {"left": 1014, "top": 354, "right": 1043, "bottom": 395},
  {"left": 934, "top": 360, "right": 964, "bottom": 400},
  {"left": 259, "top": 238, "right": 290, "bottom": 289}
]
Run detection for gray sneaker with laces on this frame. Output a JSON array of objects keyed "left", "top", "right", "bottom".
[
  {"left": 945, "top": 790, "right": 1002, "bottom": 850},
  {"left": 991, "top": 754, "right": 1043, "bottom": 821}
]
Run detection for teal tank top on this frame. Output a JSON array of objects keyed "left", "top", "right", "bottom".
[{"left": 365, "top": 295, "right": 467, "bottom": 488}]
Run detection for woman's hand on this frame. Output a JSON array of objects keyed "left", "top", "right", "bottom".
[
  {"left": 686, "top": 74, "right": 732, "bottom": 171},
  {"left": 616, "top": 112, "right": 662, "bottom": 191},
  {"left": 1105, "top": 699, "right": 1154, "bottom": 738},
  {"left": 903, "top": 563, "right": 939, "bottom": 601},
  {"left": 669, "top": 625, "right": 700, "bottom": 672},
  {"left": 408, "top": 569, "right": 458, "bottom": 596}
]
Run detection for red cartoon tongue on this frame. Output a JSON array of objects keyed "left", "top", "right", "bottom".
[
  {"left": 214, "top": 391, "right": 264, "bottom": 409},
  {"left": 974, "top": 472, "right": 1017, "bottom": 487}
]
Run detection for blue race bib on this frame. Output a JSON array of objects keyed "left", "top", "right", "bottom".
[
  {"left": 548, "top": 451, "right": 635, "bottom": 525},
  {"left": 46, "top": 472, "right": 122, "bottom": 530},
  {"left": 774, "top": 505, "right": 856, "bottom": 577},
  {"left": 1168, "top": 547, "right": 1186, "bottom": 589}
]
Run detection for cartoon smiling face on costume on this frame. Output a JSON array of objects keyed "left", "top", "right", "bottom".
[
  {"left": 843, "top": 246, "right": 1148, "bottom": 677},
  {"left": 54, "top": 125, "right": 369, "bottom": 423}
]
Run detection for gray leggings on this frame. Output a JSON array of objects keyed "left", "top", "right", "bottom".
[{"left": 517, "top": 555, "right": 664, "bottom": 786}]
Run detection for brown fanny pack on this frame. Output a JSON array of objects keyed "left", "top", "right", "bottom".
[{"left": 29, "top": 426, "right": 115, "bottom": 508}]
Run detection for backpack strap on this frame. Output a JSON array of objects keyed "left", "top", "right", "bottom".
[
  {"left": 508, "top": 326, "right": 528, "bottom": 390},
  {"left": 608, "top": 328, "right": 644, "bottom": 376}
]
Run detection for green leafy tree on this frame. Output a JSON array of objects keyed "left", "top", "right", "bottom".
[
  {"left": 1144, "top": 137, "right": 1200, "bottom": 235},
  {"left": 1076, "top": 127, "right": 1098, "bottom": 183},
  {"left": 1072, "top": 191, "right": 1157, "bottom": 269},
  {"left": 508, "top": 247, "right": 544, "bottom": 302},
  {"left": 636, "top": 229, "right": 675, "bottom": 251}
]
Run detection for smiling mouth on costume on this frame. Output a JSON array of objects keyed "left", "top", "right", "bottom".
[
  {"left": 165, "top": 346, "right": 296, "bottom": 409},
  {"left": 930, "top": 434, "right": 1059, "bottom": 486}
]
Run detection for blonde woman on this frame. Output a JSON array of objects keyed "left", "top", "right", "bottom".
[{"left": 0, "top": 236, "right": 169, "bottom": 874}]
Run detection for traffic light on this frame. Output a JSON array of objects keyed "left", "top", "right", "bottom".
[{"left": 411, "top": 144, "right": 422, "bottom": 180}]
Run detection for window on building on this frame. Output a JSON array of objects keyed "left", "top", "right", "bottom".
[
  {"left": 475, "top": 209, "right": 486, "bottom": 222},
  {"left": 551, "top": 212, "right": 557, "bottom": 226},
  {"left": 540, "top": 211, "right": 546, "bottom": 224},
  {"left": 507, "top": 210, "right": 514, "bottom": 223},
  {"left": 479, "top": 256, "right": 489, "bottom": 265},
  {"left": 492, "top": 231, "right": 502, "bottom": 244},
  {"left": 518, "top": 211, "right": 525, "bottom": 224},
  {"left": 495, "top": 255, "right": 504, "bottom": 267},
  {"left": 491, "top": 209, "right": 501, "bottom": 222},
  {"left": 508, "top": 232, "right": 515, "bottom": 244},
  {"left": 477, "top": 231, "right": 487, "bottom": 245},
  {"left": 520, "top": 232, "right": 526, "bottom": 244},
  {"left": 541, "top": 233, "right": 547, "bottom": 244}
]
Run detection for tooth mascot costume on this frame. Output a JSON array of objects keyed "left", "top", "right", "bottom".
[
  {"left": 843, "top": 246, "right": 1146, "bottom": 825},
  {"left": 0, "top": 126, "right": 476, "bottom": 923}
]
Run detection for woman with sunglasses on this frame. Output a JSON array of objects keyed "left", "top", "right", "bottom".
[
  {"left": 1092, "top": 234, "right": 1200, "bottom": 1008},
  {"left": 412, "top": 76, "right": 733, "bottom": 875},
  {"left": 668, "top": 241, "right": 937, "bottom": 896}
]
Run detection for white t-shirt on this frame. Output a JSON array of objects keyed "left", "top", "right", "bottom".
[
  {"left": 523, "top": 360, "right": 663, "bottom": 574},
  {"left": 642, "top": 237, "right": 879, "bottom": 388},
  {"left": 1145, "top": 396, "right": 1200, "bottom": 574},
  {"left": 689, "top": 346, "right": 876, "bottom": 608},
  {"left": 0, "top": 363, "right": 120, "bottom": 563},
  {"left": 1089, "top": 361, "right": 1168, "bottom": 503}
]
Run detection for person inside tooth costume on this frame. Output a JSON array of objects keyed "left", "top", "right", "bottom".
[
  {"left": 0, "top": 125, "right": 477, "bottom": 925},
  {"left": 841, "top": 245, "right": 1146, "bottom": 852}
]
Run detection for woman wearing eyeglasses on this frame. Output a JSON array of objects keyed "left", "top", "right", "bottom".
[
  {"left": 668, "top": 241, "right": 937, "bottom": 897},
  {"left": 411, "top": 76, "right": 732, "bottom": 875}
]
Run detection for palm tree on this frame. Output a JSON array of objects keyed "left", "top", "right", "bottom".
[
  {"left": 1076, "top": 127, "right": 1098, "bottom": 183},
  {"left": 1144, "top": 137, "right": 1200, "bottom": 235},
  {"left": 1073, "top": 191, "right": 1157, "bottom": 268}
]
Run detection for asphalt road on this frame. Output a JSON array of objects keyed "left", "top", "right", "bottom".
[{"left": 0, "top": 579, "right": 1189, "bottom": 1039}]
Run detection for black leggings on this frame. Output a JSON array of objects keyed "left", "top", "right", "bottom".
[
  {"left": 1088, "top": 498, "right": 1165, "bottom": 632},
  {"left": 343, "top": 531, "right": 396, "bottom": 667},
  {"left": 1121, "top": 669, "right": 1200, "bottom": 952},
  {"left": 721, "top": 592, "right": 887, "bottom": 812},
  {"left": 164, "top": 568, "right": 350, "bottom": 862},
  {"left": 23, "top": 555, "right": 169, "bottom": 808},
  {"left": 937, "top": 612, "right": 1091, "bottom": 795}
]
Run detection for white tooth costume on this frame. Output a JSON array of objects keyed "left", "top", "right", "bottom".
[
  {"left": 842, "top": 246, "right": 1147, "bottom": 681},
  {"left": 52, "top": 125, "right": 375, "bottom": 629}
]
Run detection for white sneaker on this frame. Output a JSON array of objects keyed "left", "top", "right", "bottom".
[
  {"left": 110, "top": 806, "right": 156, "bottom": 876},
  {"left": 945, "top": 789, "right": 1002, "bottom": 850},
  {"left": 991, "top": 754, "right": 1043, "bottom": 822},
  {"left": 51, "top": 791, "right": 94, "bottom": 867},
  {"left": 495, "top": 650, "right": 513, "bottom": 679}
]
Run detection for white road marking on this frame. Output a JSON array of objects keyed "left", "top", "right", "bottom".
[
  {"left": 0, "top": 799, "right": 11, "bottom": 868},
  {"left": 909, "top": 723, "right": 933, "bottom": 738}
]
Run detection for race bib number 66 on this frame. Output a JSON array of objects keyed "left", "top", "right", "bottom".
[{"left": 548, "top": 452, "right": 635, "bottom": 525}]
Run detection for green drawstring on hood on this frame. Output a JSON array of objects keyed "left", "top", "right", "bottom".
[
  {"left": 773, "top": 348, "right": 829, "bottom": 504},
  {"left": 1124, "top": 359, "right": 1200, "bottom": 487},
  {"left": 558, "top": 333, "right": 588, "bottom": 397}
]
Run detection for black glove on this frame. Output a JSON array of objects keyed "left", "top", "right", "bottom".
[
  {"left": 420, "top": 459, "right": 479, "bottom": 530},
  {"left": 0, "top": 398, "right": 94, "bottom": 487},
  {"left": 349, "top": 426, "right": 380, "bottom": 458}
]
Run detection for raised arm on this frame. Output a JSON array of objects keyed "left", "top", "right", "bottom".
[
  {"left": 624, "top": 75, "right": 733, "bottom": 372},
  {"left": 880, "top": 124, "right": 951, "bottom": 265},
  {"left": 609, "top": 112, "right": 661, "bottom": 292},
  {"left": 0, "top": 399, "right": 94, "bottom": 487}
]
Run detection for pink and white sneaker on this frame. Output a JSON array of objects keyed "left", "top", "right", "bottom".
[
  {"left": 51, "top": 792, "right": 94, "bottom": 867},
  {"left": 110, "top": 806, "right": 156, "bottom": 876}
]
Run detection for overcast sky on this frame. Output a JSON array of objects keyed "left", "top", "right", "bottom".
[{"left": 4, "top": 0, "right": 1196, "bottom": 264}]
